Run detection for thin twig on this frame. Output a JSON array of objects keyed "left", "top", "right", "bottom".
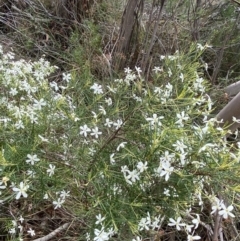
[
  {"left": 141, "top": 0, "right": 165, "bottom": 75},
  {"left": 33, "top": 222, "right": 71, "bottom": 241}
]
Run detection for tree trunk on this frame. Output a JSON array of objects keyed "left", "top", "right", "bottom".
[
  {"left": 217, "top": 91, "right": 240, "bottom": 135},
  {"left": 113, "top": 0, "right": 143, "bottom": 72}
]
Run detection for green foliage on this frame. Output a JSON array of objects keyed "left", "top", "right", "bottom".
[
  {"left": 0, "top": 43, "right": 239, "bottom": 240},
  {"left": 2, "top": 0, "right": 240, "bottom": 240}
]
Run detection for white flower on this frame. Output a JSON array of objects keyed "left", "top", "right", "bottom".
[
  {"left": 151, "top": 215, "right": 163, "bottom": 229},
  {"left": 219, "top": 204, "right": 235, "bottom": 219},
  {"left": 38, "top": 135, "right": 49, "bottom": 142},
  {"left": 0, "top": 181, "right": 6, "bottom": 189},
  {"left": 154, "top": 87, "right": 162, "bottom": 95},
  {"left": 168, "top": 217, "right": 185, "bottom": 230},
  {"left": 166, "top": 82, "right": 173, "bottom": 92},
  {"left": 211, "top": 197, "right": 223, "bottom": 214},
  {"left": 125, "top": 169, "right": 140, "bottom": 184},
  {"left": 86, "top": 232, "right": 90, "bottom": 241},
  {"left": 53, "top": 198, "right": 65, "bottom": 209},
  {"left": 160, "top": 151, "right": 175, "bottom": 163},
  {"left": 9, "top": 87, "right": 18, "bottom": 96},
  {"left": 88, "top": 147, "right": 96, "bottom": 156},
  {"left": 95, "top": 214, "right": 105, "bottom": 225},
  {"left": 9, "top": 228, "right": 16, "bottom": 234},
  {"left": 99, "top": 106, "right": 106, "bottom": 115},
  {"left": 138, "top": 218, "right": 151, "bottom": 231},
  {"left": 94, "top": 227, "right": 110, "bottom": 241},
  {"left": 26, "top": 154, "right": 40, "bottom": 165},
  {"left": 12, "top": 220, "right": 17, "bottom": 227},
  {"left": 160, "top": 161, "right": 174, "bottom": 181},
  {"left": 60, "top": 190, "right": 70, "bottom": 199},
  {"left": 192, "top": 214, "right": 201, "bottom": 229},
  {"left": 104, "top": 118, "right": 113, "bottom": 128},
  {"left": 90, "top": 83, "right": 103, "bottom": 94},
  {"left": 113, "top": 119, "right": 123, "bottom": 129},
  {"left": 116, "top": 142, "right": 127, "bottom": 151},
  {"left": 135, "top": 66, "right": 142, "bottom": 75},
  {"left": 50, "top": 81, "right": 59, "bottom": 91},
  {"left": 163, "top": 188, "right": 170, "bottom": 196},
  {"left": 92, "top": 111, "right": 98, "bottom": 119},
  {"left": 175, "top": 111, "right": 189, "bottom": 127},
  {"left": 185, "top": 224, "right": 194, "bottom": 233},
  {"left": 146, "top": 114, "right": 164, "bottom": 126},
  {"left": 137, "top": 161, "right": 148, "bottom": 173},
  {"left": 121, "top": 165, "right": 129, "bottom": 174},
  {"left": 153, "top": 66, "right": 162, "bottom": 73},
  {"left": 124, "top": 67, "right": 132, "bottom": 74},
  {"left": 179, "top": 153, "right": 187, "bottom": 165},
  {"left": 19, "top": 216, "right": 24, "bottom": 223},
  {"left": 125, "top": 73, "right": 136, "bottom": 83},
  {"left": 204, "top": 62, "right": 208, "bottom": 70},
  {"left": 47, "top": 164, "right": 56, "bottom": 177},
  {"left": 172, "top": 140, "right": 187, "bottom": 154},
  {"left": 107, "top": 227, "right": 115, "bottom": 237},
  {"left": 197, "top": 43, "right": 204, "bottom": 51},
  {"left": 168, "top": 68, "right": 172, "bottom": 77},
  {"left": 233, "top": 116, "right": 240, "bottom": 123},
  {"left": 132, "top": 236, "right": 142, "bottom": 241},
  {"left": 43, "top": 193, "right": 48, "bottom": 199},
  {"left": 193, "top": 76, "right": 205, "bottom": 92},
  {"left": 27, "top": 170, "right": 36, "bottom": 177},
  {"left": 105, "top": 97, "right": 112, "bottom": 106},
  {"left": 138, "top": 217, "right": 151, "bottom": 231},
  {"left": 187, "top": 234, "right": 201, "bottom": 241},
  {"left": 12, "top": 182, "right": 29, "bottom": 199},
  {"left": 168, "top": 54, "right": 177, "bottom": 60},
  {"left": 179, "top": 73, "right": 184, "bottom": 82},
  {"left": 110, "top": 153, "right": 115, "bottom": 164},
  {"left": 62, "top": 72, "right": 71, "bottom": 82},
  {"left": 33, "top": 98, "right": 47, "bottom": 110},
  {"left": 27, "top": 228, "right": 35, "bottom": 236},
  {"left": 79, "top": 124, "right": 91, "bottom": 137},
  {"left": 15, "top": 120, "right": 24, "bottom": 129},
  {"left": 91, "top": 127, "right": 102, "bottom": 138}
]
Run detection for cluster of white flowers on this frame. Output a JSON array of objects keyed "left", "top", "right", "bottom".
[
  {"left": 154, "top": 82, "right": 173, "bottom": 104},
  {"left": 86, "top": 214, "right": 115, "bottom": 241},
  {"left": 121, "top": 160, "right": 148, "bottom": 185},
  {"left": 154, "top": 151, "right": 175, "bottom": 181},
  {"left": 193, "top": 74, "right": 205, "bottom": 93},
  {"left": 138, "top": 212, "right": 164, "bottom": 231},
  {"left": 168, "top": 216, "right": 201, "bottom": 240},
  {"left": 146, "top": 113, "right": 164, "bottom": 130},
  {"left": 52, "top": 190, "right": 70, "bottom": 209},
  {"left": 8, "top": 216, "right": 26, "bottom": 239},
  {"left": 210, "top": 197, "right": 235, "bottom": 219},
  {"left": 175, "top": 111, "right": 189, "bottom": 128}
]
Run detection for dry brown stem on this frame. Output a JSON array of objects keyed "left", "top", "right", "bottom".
[{"left": 33, "top": 222, "right": 71, "bottom": 241}]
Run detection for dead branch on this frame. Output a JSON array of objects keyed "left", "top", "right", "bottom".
[{"left": 33, "top": 222, "right": 71, "bottom": 241}]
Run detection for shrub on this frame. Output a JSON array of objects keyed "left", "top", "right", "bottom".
[{"left": 0, "top": 43, "right": 239, "bottom": 240}]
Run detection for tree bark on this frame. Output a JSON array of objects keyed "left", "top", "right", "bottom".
[
  {"left": 217, "top": 91, "right": 240, "bottom": 135},
  {"left": 113, "top": 0, "right": 143, "bottom": 71}
]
